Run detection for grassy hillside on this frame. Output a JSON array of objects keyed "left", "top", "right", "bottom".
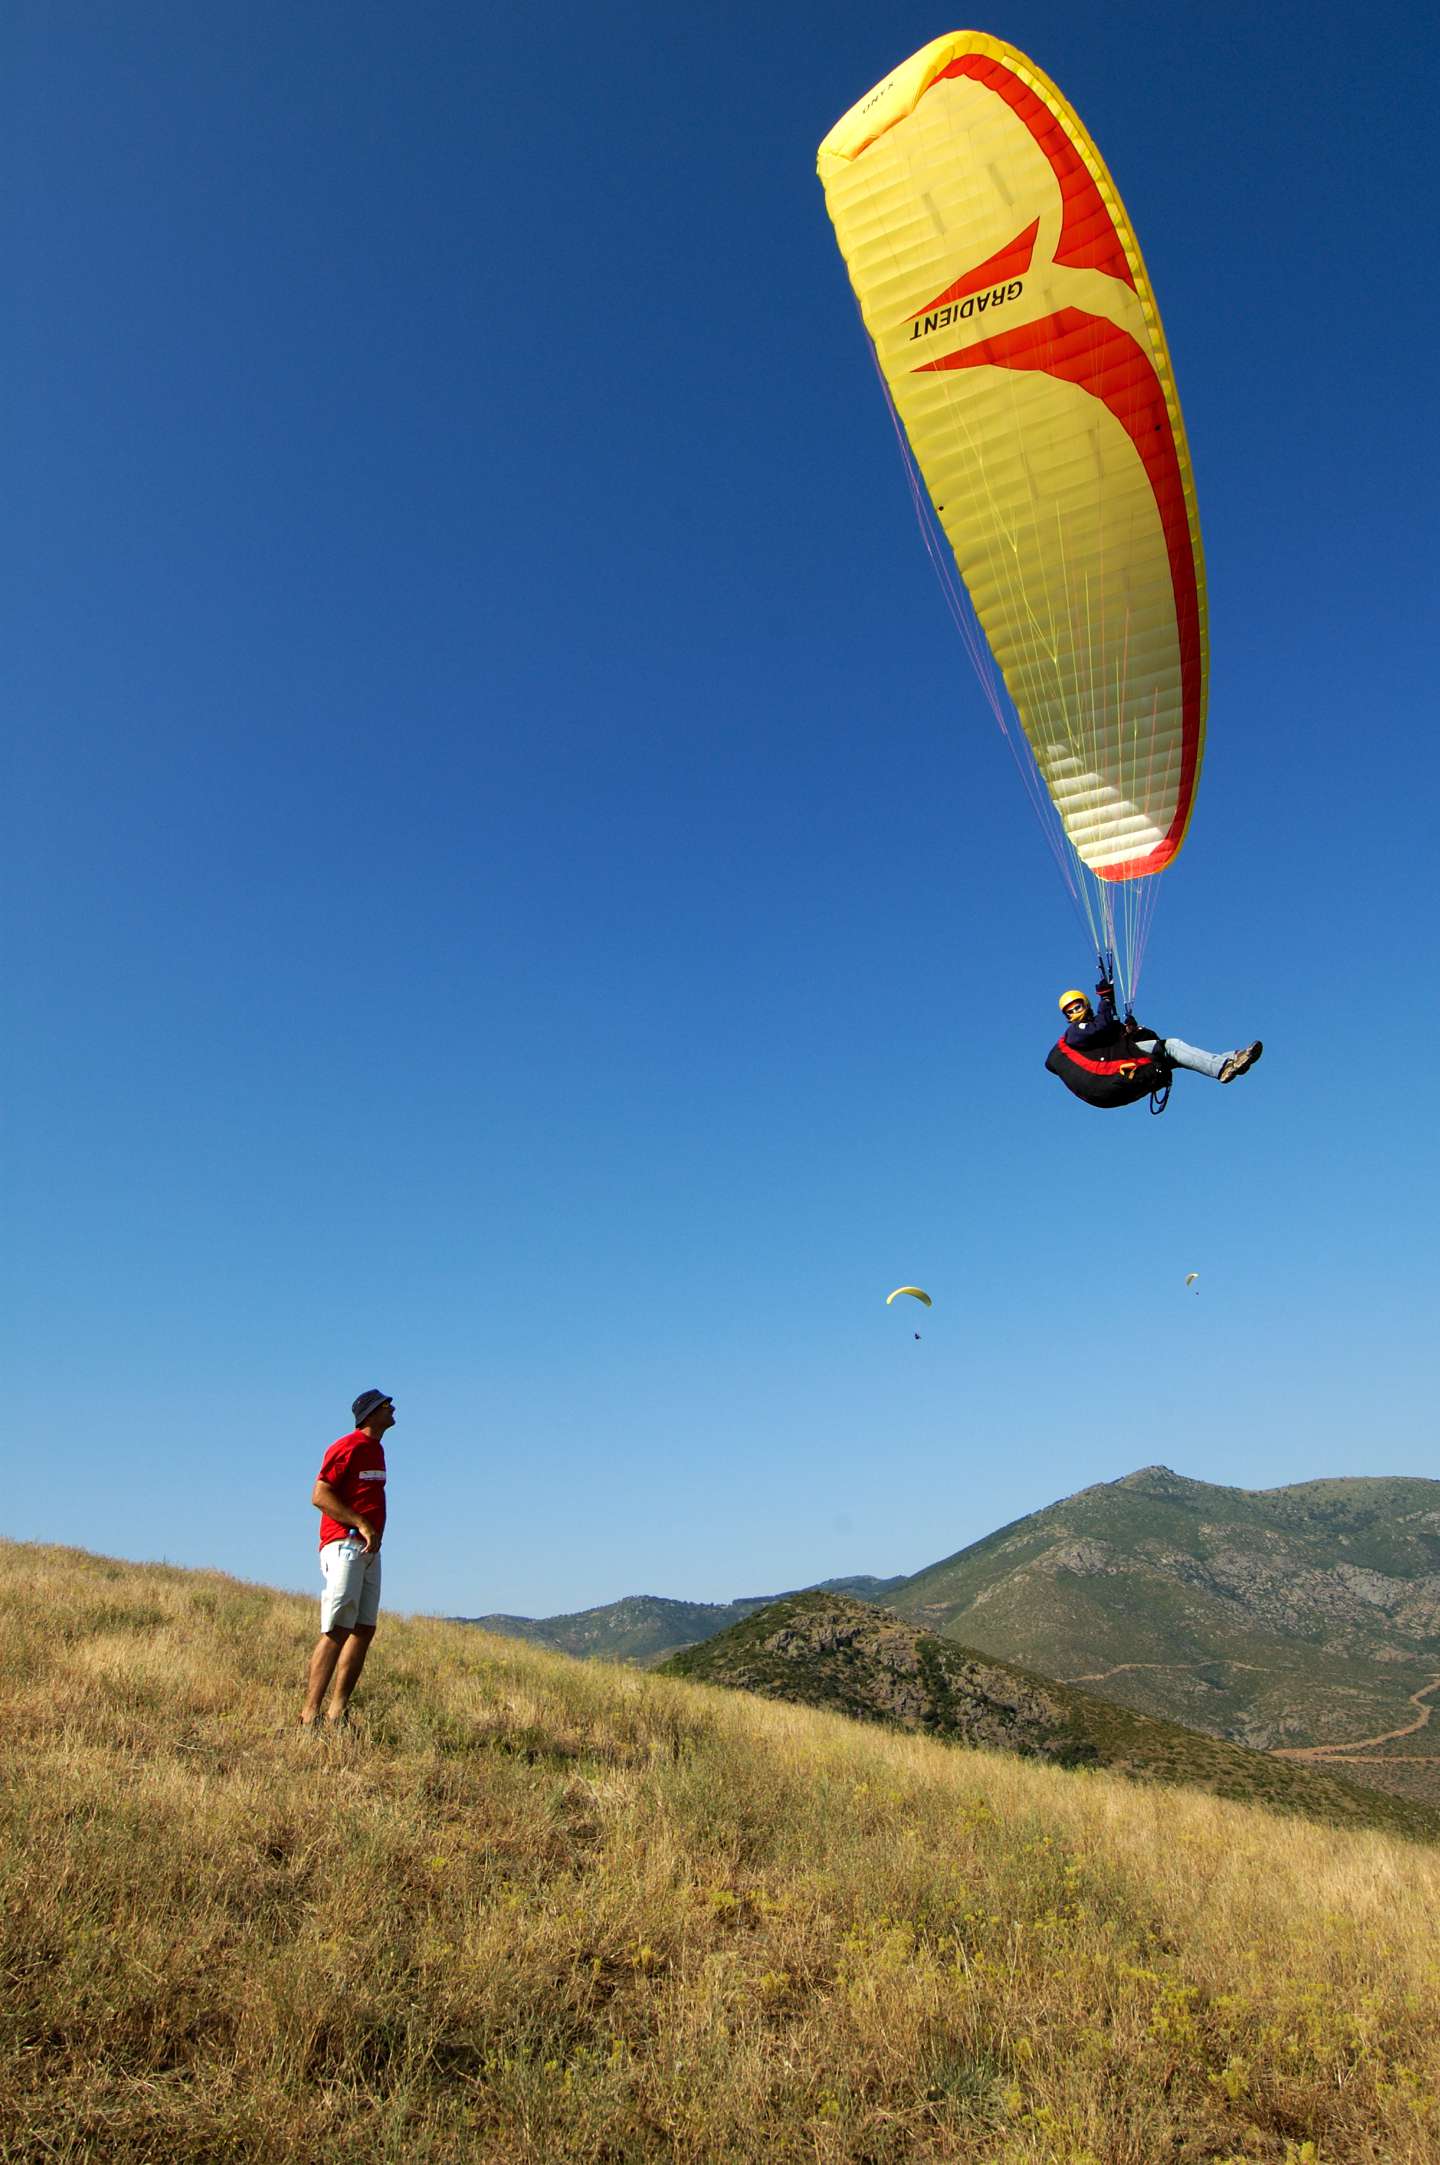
[
  {"left": 661, "top": 1592, "right": 1440, "bottom": 1844},
  {"left": 6, "top": 1540, "right": 1440, "bottom": 2162}
]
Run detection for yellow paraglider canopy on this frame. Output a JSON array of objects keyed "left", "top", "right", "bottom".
[
  {"left": 886, "top": 1286, "right": 933, "bottom": 1307},
  {"left": 818, "top": 32, "right": 1207, "bottom": 1001}
]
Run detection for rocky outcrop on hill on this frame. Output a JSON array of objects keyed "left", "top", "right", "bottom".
[{"left": 662, "top": 1593, "right": 1095, "bottom": 1766}]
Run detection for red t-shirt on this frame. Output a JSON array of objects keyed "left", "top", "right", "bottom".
[{"left": 317, "top": 1429, "right": 388, "bottom": 1549}]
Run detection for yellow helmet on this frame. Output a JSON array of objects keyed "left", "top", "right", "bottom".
[{"left": 1058, "top": 989, "right": 1089, "bottom": 1013}]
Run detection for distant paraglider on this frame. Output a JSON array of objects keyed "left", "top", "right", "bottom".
[
  {"left": 1185, "top": 1273, "right": 1200, "bottom": 1294},
  {"left": 887, "top": 1285, "right": 932, "bottom": 1341}
]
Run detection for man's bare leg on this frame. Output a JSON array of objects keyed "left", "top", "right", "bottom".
[
  {"left": 301, "top": 1629, "right": 348, "bottom": 1725},
  {"left": 325, "top": 1624, "right": 376, "bottom": 1723}
]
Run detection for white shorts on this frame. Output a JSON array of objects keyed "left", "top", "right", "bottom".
[{"left": 319, "top": 1537, "right": 382, "bottom": 1633}]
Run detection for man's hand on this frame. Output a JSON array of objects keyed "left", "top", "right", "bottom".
[
  {"left": 1096, "top": 979, "right": 1114, "bottom": 1002},
  {"left": 313, "top": 1477, "right": 381, "bottom": 1552}
]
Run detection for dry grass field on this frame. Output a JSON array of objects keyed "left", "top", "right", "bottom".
[{"left": 4, "top": 1540, "right": 1440, "bottom": 2163}]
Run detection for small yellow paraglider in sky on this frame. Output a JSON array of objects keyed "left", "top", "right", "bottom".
[
  {"left": 1185, "top": 1273, "right": 1200, "bottom": 1294},
  {"left": 887, "top": 1286, "right": 932, "bottom": 1340}
]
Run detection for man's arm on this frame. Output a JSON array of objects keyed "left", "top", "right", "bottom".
[
  {"left": 313, "top": 1478, "right": 380, "bottom": 1551},
  {"left": 1065, "top": 996, "right": 1118, "bottom": 1047}
]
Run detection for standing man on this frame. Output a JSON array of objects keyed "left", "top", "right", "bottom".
[{"left": 300, "top": 1389, "right": 394, "bottom": 1729}]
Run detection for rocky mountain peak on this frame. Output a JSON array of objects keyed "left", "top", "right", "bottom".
[{"left": 1115, "top": 1465, "right": 1193, "bottom": 1494}]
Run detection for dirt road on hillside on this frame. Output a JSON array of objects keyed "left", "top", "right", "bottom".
[
  {"left": 1270, "top": 1675, "right": 1440, "bottom": 1763},
  {"left": 1060, "top": 1660, "right": 1268, "bottom": 1684},
  {"left": 1060, "top": 1661, "right": 1440, "bottom": 1765}
]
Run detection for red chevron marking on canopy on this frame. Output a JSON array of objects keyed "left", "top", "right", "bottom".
[
  {"left": 908, "top": 218, "right": 1040, "bottom": 319},
  {"left": 930, "top": 54, "right": 1135, "bottom": 288},
  {"left": 914, "top": 308, "right": 1199, "bottom": 880}
]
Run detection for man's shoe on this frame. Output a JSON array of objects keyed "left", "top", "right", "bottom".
[{"left": 1219, "top": 1040, "right": 1264, "bottom": 1084}]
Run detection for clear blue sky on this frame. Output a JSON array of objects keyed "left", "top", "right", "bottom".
[{"left": 8, "top": 0, "right": 1437, "bottom": 1619}]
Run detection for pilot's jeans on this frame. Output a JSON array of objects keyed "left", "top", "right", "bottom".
[{"left": 1134, "top": 1036, "right": 1228, "bottom": 1080}]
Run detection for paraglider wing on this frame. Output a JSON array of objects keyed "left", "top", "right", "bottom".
[
  {"left": 1185, "top": 1272, "right": 1200, "bottom": 1292},
  {"left": 886, "top": 1286, "right": 933, "bottom": 1307},
  {"left": 818, "top": 36, "right": 1207, "bottom": 931}
]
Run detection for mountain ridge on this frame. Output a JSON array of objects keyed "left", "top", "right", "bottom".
[
  {"left": 457, "top": 1575, "right": 909, "bottom": 1666},
  {"left": 470, "top": 1467, "right": 1440, "bottom": 1804}
]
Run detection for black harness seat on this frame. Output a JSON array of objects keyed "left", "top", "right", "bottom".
[{"left": 1045, "top": 1032, "right": 1169, "bottom": 1109}]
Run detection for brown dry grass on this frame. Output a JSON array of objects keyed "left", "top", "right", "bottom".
[{"left": 3, "top": 1539, "right": 1440, "bottom": 2162}]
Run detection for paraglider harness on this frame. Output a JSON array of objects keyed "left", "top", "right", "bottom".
[
  {"left": 1044, "top": 951, "right": 1172, "bottom": 1114},
  {"left": 1046, "top": 1031, "right": 1172, "bottom": 1112}
]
